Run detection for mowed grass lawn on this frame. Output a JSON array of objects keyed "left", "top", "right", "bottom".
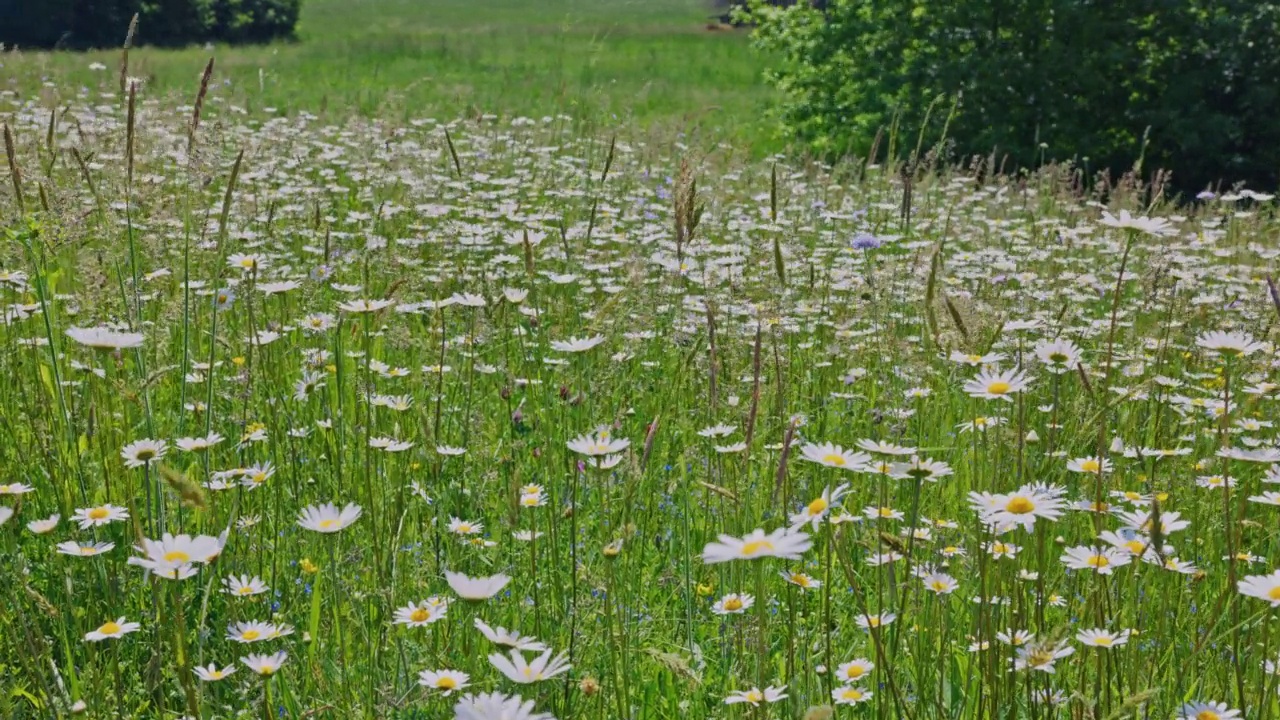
[{"left": 2, "top": 0, "right": 778, "bottom": 152}]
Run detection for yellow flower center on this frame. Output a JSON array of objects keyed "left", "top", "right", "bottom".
[
  {"left": 260, "top": 666, "right": 275, "bottom": 676},
  {"left": 841, "top": 688, "right": 865, "bottom": 701},
  {"left": 966, "top": 354, "right": 982, "bottom": 363},
  {"left": 241, "top": 630, "right": 261, "bottom": 641},
  {"left": 457, "top": 524, "right": 472, "bottom": 533},
  {"left": 319, "top": 519, "right": 337, "bottom": 529},
  {"left": 740, "top": 540, "right": 774, "bottom": 557},
  {"left": 723, "top": 597, "right": 744, "bottom": 611},
  {"left": 1094, "top": 636, "right": 1113, "bottom": 647},
  {"left": 845, "top": 665, "right": 866, "bottom": 679},
  {"left": 163, "top": 550, "right": 190, "bottom": 563},
  {"left": 240, "top": 258, "right": 255, "bottom": 268},
  {"left": 987, "top": 381, "right": 1011, "bottom": 395},
  {"left": 1004, "top": 496, "right": 1035, "bottom": 514},
  {"left": 808, "top": 497, "right": 828, "bottom": 515},
  {"left": 88, "top": 507, "right": 110, "bottom": 520},
  {"left": 1124, "top": 541, "right": 1147, "bottom": 554},
  {"left": 1028, "top": 649, "right": 1054, "bottom": 667},
  {"left": 746, "top": 691, "right": 763, "bottom": 702},
  {"left": 822, "top": 454, "right": 847, "bottom": 467},
  {"left": 867, "top": 617, "right": 881, "bottom": 627},
  {"left": 930, "top": 580, "right": 949, "bottom": 592},
  {"left": 251, "top": 473, "right": 267, "bottom": 484},
  {"left": 944, "top": 546, "right": 959, "bottom": 554},
  {"left": 878, "top": 508, "right": 895, "bottom": 517},
  {"left": 1198, "top": 712, "right": 1221, "bottom": 720},
  {"left": 136, "top": 449, "right": 156, "bottom": 461},
  {"left": 790, "top": 574, "right": 810, "bottom": 587},
  {"left": 1081, "top": 460, "right": 1100, "bottom": 473},
  {"left": 1048, "top": 352, "right": 1068, "bottom": 363},
  {"left": 99, "top": 621, "right": 121, "bottom": 635},
  {"left": 1268, "top": 587, "right": 1280, "bottom": 601},
  {"left": 1086, "top": 555, "right": 1110, "bottom": 568},
  {"left": 209, "top": 670, "right": 223, "bottom": 679},
  {"left": 237, "top": 587, "right": 254, "bottom": 595},
  {"left": 437, "top": 677, "right": 457, "bottom": 690},
  {"left": 410, "top": 608, "right": 431, "bottom": 623},
  {"left": 80, "top": 545, "right": 98, "bottom": 555}
]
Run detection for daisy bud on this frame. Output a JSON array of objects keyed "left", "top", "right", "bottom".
[{"left": 804, "top": 705, "right": 835, "bottom": 720}]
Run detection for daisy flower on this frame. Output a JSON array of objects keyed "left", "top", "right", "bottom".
[
  {"left": 419, "top": 669, "right": 470, "bottom": 695},
  {"left": 724, "top": 686, "right": 787, "bottom": 706},
  {"left": 394, "top": 600, "right": 449, "bottom": 627},
  {"left": 835, "top": 658, "right": 874, "bottom": 683},
  {"left": 85, "top": 617, "right": 140, "bottom": 642},
  {"left": 296, "top": 502, "right": 363, "bottom": 533},
  {"left": 701, "top": 527, "right": 813, "bottom": 564},
  {"left": 798, "top": 442, "right": 871, "bottom": 470},
  {"left": 65, "top": 327, "right": 144, "bottom": 350},
  {"left": 445, "top": 571, "right": 511, "bottom": 601},
  {"left": 856, "top": 612, "right": 896, "bottom": 631},
  {"left": 194, "top": 664, "right": 237, "bottom": 682},
  {"left": 1014, "top": 641, "right": 1074, "bottom": 673},
  {"left": 452, "top": 692, "right": 553, "bottom": 720},
  {"left": 1076, "top": 628, "right": 1130, "bottom": 648},
  {"left": 1066, "top": 456, "right": 1111, "bottom": 474},
  {"left": 790, "top": 483, "right": 851, "bottom": 529},
  {"left": 972, "top": 485, "right": 1064, "bottom": 530},
  {"left": 550, "top": 335, "right": 606, "bottom": 352},
  {"left": 832, "top": 686, "right": 873, "bottom": 705},
  {"left": 1177, "top": 701, "right": 1241, "bottom": 720},
  {"left": 70, "top": 504, "right": 129, "bottom": 529},
  {"left": 780, "top": 571, "right": 821, "bottom": 590},
  {"left": 120, "top": 439, "right": 167, "bottom": 468},
  {"left": 26, "top": 513, "right": 58, "bottom": 534},
  {"left": 227, "top": 621, "right": 293, "bottom": 643},
  {"left": 963, "top": 368, "right": 1032, "bottom": 401},
  {"left": 224, "top": 575, "right": 269, "bottom": 597},
  {"left": 474, "top": 618, "right": 548, "bottom": 652},
  {"left": 241, "top": 651, "right": 288, "bottom": 676},
  {"left": 711, "top": 593, "right": 754, "bottom": 615},
  {"left": 1196, "top": 331, "right": 1264, "bottom": 358},
  {"left": 1060, "top": 546, "right": 1130, "bottom": 574},
  {"left": 566, "top": 430, "right": 630, "bottom": 457},
  {"left": 488, "top": 648, "right": 571, "bottom": 684},
  {"left": 1034, "top": 339, "right": 1082, "bottom": 373},
  {"left": 1238, "top": 570, "right": 1280, "bottom": 606}
]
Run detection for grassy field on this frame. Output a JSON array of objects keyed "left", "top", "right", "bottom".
[
  {"left": 3, "top": 0, "right": 777, "bottom": 153},
  {"left": 3, "top": 2, "right": 1280, "bottom": 720}
]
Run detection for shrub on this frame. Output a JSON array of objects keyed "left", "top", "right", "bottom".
[
  {"left": 744, "top": 0, "right": 1280, "bottom": 192},
  {"left": 212, "top": 0, "right": 302, "bottom": 44},
  {"left": 0, "top": 0, "right": 300, "bottom": 49}
]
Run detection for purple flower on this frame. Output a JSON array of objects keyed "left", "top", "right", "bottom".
[{"left": 851, "top": 232, "right": 881, "bottom": 250}]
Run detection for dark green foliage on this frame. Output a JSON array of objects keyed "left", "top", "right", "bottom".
[
  {"left": 0, "top": 0, "right": 301, "bottom": 49},
  {"left": 745, "top": 0, "right": 1280, "bottom": 192},
  {"left": 212, "top": 0, "right": 302, "bottom": 44}
]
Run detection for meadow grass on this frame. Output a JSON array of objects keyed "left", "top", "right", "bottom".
[
  {"left": 2, "top": 0, "right": 776, "bottom": 154},
  {"left": 3, "top": 4, "right": 1280, "bottom": 720}
]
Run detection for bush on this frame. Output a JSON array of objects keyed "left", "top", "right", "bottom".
[
  {"left": 212, "top": 0, "right": 301, "bottom": 44},
  {"left": 0, "top": 0, "right": 301, "bottom": 49},
  {"left": 744, "top": 0, "right": 1280, "bottom": 192}
]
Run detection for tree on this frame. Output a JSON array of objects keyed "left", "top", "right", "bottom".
[{"left": 745, "top": 0, "right": 1280, "bottom": 192}]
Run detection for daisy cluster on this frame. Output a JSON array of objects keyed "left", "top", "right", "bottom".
[{"left": 0, "top": 77, "right": 1279, "bottom": 720}]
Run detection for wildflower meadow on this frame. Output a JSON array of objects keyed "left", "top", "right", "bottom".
[{"left": 3, "top": 9, "right": 1280, "bottom": 719}]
